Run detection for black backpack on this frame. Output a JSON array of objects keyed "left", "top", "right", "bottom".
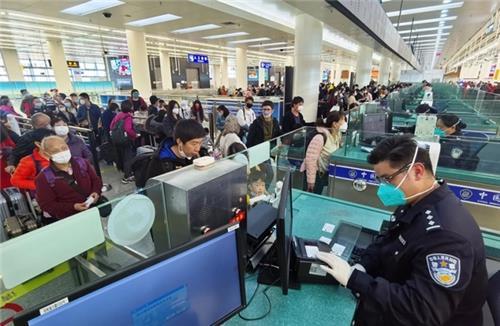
[{"left": 111, "top": 118, "right": 129, "bottom": 145}]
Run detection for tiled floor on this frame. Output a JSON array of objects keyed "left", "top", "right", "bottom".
[{"left": 98, "top": 162, "right": 136, "bottom": 200}]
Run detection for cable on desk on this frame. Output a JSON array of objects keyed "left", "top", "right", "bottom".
[{"left": 238, "top": 277, "right": 279, "bottom": 321}]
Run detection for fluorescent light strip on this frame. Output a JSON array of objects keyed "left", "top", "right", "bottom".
[
  {"left": 266, "top": 46, "right": 294, "bottom": 51},
  {"left": 126, "top": 13, "right": 182, "bottom": 27},
  {"left": 8, "top": 12, "right": 101, "bottom": 30},
  {"left": 202, "top": 32, "right": 249, "bottom": 39},
  {"left": 1, "top": 29, "right": 71, "bottom": 39},
  {"left": 61, "top": 0, "right": 124, "bottom": 16},
  {"left": 229, "top": 37, "right": 271, "bottom": 44},
  {"left": 386, "top": 2, "right": 463, "bottom": 17},
  {"left": 394, "top": 16, "right": 457, "bottom": 27},
  {"left": 171, "top": 24, "right": 220, "bottom": 34},
  {"left": 402, "top": 32, "right": 450, "bottom": 39},
  {"left": 0, "top": 21, "right": 89, "bottom": 35},
  {"left": 91, "top": 34, "right": 125, "bottom": 41},
  {"left": 399, "top": 25, "right": 452, "bottom": 34},
  {"left": 248, "top": 42, "right": 288, "bottom": 48}
]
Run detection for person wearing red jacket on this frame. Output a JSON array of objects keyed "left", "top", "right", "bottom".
[
  {"left": 0, "top": 122, "right": 17, "bottom": 189},
  {"left": 35, "top": 136, "right": 102, "bottom": 222},
  {"left": 11, "top": 147, "right": 50, "bottom": 191}
]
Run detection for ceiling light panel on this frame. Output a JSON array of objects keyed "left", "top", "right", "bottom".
[
  {"left": 386, "top": 2, "right": 464, "bottom": 17},
  {"left": 248, "top": 42, "right": 288, "bottom": 48},
  {"left": 266, "top": 46, "right": 294, "bottom": 51},
  {"left": 171, "top": 24, "right": 220, "bottom": 34},
  {"left": 402, "top": 32, "right": 450, "bottom": 39},
  {"left": 126, "top": 13, "right": 182, "bottom": 27},
  {"left": 0, "top": 21, "right": 89, "bottom": 35},
  {"left": 394, "top": 16, "right": 457, "bottom": 27},
  {"left": 202, "top": 32, "right": 249, "bottom": 39},
  {"left": 229, "top": 37, "right": 271, "bottom": 44},
  {"left": 399, "top": 25, "right": 452, "bottom": 34},
  {"left": 8, "top": 12, "right": 101, "bottom": 30},
  {"left": 61, "top": 0, "right": 125, "bottom": 16}
]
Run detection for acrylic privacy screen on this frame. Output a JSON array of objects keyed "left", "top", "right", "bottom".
[{"left": 0, "top": 208, "right": 105, "bottom": 289}]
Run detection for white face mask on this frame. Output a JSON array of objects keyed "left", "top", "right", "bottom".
[
  {"left": 54, "top": 125, "right": 69, "bottom": 136},
  {"left": 52, "top": 150, "right": 71, "bottom": 164},
  {"left": 172, "top": 108, "right": 180, "bottom": 115},
  {"left": 262, "top": 111, "right": 272, "bottom": 118},
  {"left": 178, "top": 145, "right": 192, "bottom": 160},
  {"left": 79, "top": 99, "right": 86, "bottom": 105},
  {"left": 339, "top": 123, "right": 347, "bottom": 132},
  {"left": 297, "top": 105, "right": 304, "bottom": 112}
]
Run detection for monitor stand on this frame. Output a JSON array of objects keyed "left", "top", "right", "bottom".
[{"left": 256, "top": 245, "right": 300, "bottom": 292}]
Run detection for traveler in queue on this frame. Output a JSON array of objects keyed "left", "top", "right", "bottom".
[
  {"left": 435, "top": 113, "right": 475, "bottom": 170},
  {"left": 191, "top": 100, "right": 205, "bottom": 124},
  {"left": 5, "top": 113, "right": 53, "bottom": 173},
  {"left": 55, "top": 102, "right": 78, "bottom": 126},
  {"left": 52, "top": 117, "right": 94, "bottom": 164},
  {"left": 236, "top": 96, "right": 256, "bottom": 138},
  {"left": 301, "top": 111, "right": 346, "bottom": 194},
  {"left": 162, "top": 100, "right": 181, "bottom": 140},
  {"left": 132, "top": 119, "right": 206, "bottom": 188},
  {"left": 281, "top": 96, "right": 306, "bottom": 134},
  {"left": 215, "top": 105, "right": 231, "bottom": 132},
  {"left": 316, "top": 135, "right": 487, "bottom": 326},
  {"left": 246, "top": 100, "right": 281, "bottom": 148},
  {"left": 128, "top": 89, "right": 147, "bottom": 112},
  {"left": 148, "top": 95, "right": 161, "bottom": 116},
  {"left": 110, "top": 100, "right": 137, "bottom": 184},
  {"left": 76, "top": 92, "right": 101, "bottom": 144},
  {"left": 35, "top": 136, "right": 102, "bottom": 223}
]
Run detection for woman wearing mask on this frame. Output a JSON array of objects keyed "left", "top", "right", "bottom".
[
  {"left": 190, "top": 100, "right": 205, "bottom": 124},
  {"left": 52, "top": 117, "right": 94, "bottom": 164},
  {"left": 128, "top": 89, "right": 147, "bottom": 112},
  {"left": 435, "top": 114, "right": 475, "bottom": 170},
  {"left": 162, "top": 100, "right": 181, "bottom": 140},
  {"left": 35, "top": 136, "right": 102, "bottom": 222},
  {"left": 55, "top": 103, "right": 78, "bottom": 126},
  {"left": 236, "top": 96, "right": 257, "bottom": 141},
  {"left": 32, "top": 97, "right": 46, "bottom": 115},
  {"left": 282, "top": 96, "right": 306, "bottom": 134},
  {"left": 301, "top": 111, "right": 346, "bottom": 194},
  {"left": 215, "top": 105, "right": 230, "bottom": 132}
]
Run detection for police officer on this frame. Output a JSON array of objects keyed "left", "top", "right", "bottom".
[
  {"left": 435, "top": 113, "right": 477, "bottom": 170},
  {"left": 317, "top": 135, "right": 488, "bottom": 326}
]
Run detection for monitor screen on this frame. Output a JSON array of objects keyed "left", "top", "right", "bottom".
[
  {"left": 276, "top": 171, "right": 293, "bottom": 294},
  {"left": 361, "top": 112, "right": 389, "bottom": 142},
  {"left": 16, "top": 228, "right": 245, "bottom": 326}
]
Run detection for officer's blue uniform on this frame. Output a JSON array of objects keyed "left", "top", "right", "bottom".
[{"left": 347, "top": 181, "right": 488, "bottom": 326}]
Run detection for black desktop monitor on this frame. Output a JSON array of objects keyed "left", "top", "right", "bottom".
[
  {"left": 360, "top": 112, "right": 391, "bottom": 144},
  {"left": 14, "top": 225, "right": 247, "bottom": 326},
  {"left": 257, "top": 170, "right": 296, "bottom": 295}
]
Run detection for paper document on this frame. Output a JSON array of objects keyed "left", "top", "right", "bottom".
[
  {"left": 305, "top": 245, "right": 320, "bottom": 259},
  {"left": 332, "top": 243, "right": 346, "bottom": 256},
  {"left": 322, "top": 223, "right": 335, "bottom": 233}
]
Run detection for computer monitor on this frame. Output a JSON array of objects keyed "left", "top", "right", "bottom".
[
  {"left": 360, "top": 112, "right": 391, "bottom": 144},
  {"left": 257, "top": 170, "right": 296, "bottom": 295},
  {"left": 14, "top": 225, "right": 247, "bottom": 326}
]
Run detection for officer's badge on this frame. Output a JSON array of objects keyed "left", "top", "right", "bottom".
[
  {"left": 426, "top": 254, "right": 460, "bottom": 287},
  {"left": 451, "top": 147, "right": 463, "bottom": 159}
]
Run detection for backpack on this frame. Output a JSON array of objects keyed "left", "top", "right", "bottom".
[
  {"left": 304, "top": 129, "right": 327, "bottom": 155},
  {"left": 41, "top": 157, "right": 88, "bottom": 188},
  {"left": 131, "top": 151, "right": 176, "bottom": 188},
  {"left": 111, "top": 118, "right": 130, "bottom": 145}
]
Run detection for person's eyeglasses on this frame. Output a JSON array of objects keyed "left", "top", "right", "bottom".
[
  {"left": 375, "top": 163, "right": 411, "bottom": 184},
  {"left": 262, "top": 108, "right": 273, "bottom": 111}
]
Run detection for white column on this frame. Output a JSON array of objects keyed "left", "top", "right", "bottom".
[
  {"left": 355, "top": 45, "right": 373, "bottom": 87},
  {"left": 258, "top": 61, "right": 266, "bottom": 86},
  {"left": 126, "top": 29, "right": 152, "bottom": 97},
  {"left": 293, "top": 13, "right": 323, "bottom": 122},
  {"left": 46, "top": 39, "right": 73, "bottom": 94},
  {"left": 159, "top": 50, "right": 172, "bottom": 90},
  {"left": 220, "top": 57, "right": 229, "bottom": 88},
  {"left": 391, "top": 61, "right": 402, "bottom": 83},
  {"left": 333, "top": 64, "right": 341, "bottom": 84},
  {"left": 235, "top": 47, "right": 247, "bottom": 89},
  {"left": 1, "top": 49, "right": 24, "bottom": 81},
  {"left": 379, "top": 56, "right": 391, "bottom": 86}
]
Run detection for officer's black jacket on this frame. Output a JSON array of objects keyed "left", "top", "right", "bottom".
[{"left": 347, "top": 181, "right": 488, "bottom": 326}]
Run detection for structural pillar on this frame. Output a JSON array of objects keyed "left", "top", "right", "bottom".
[
  {"left": 391, "top": 61, "right": 402, "bottom": 83},
  {"left": 355, "top": 45, "right": 373, "bottom": 87},
  {"left": 235, "top": 47, "right": 247, "bottom": 89},
  {"left": 159, "top": 50, "right": 172, "bottom": 90},
  {"left": 46, "top": 39, "right": 73, "bottom": 94},
  {"left": 126, "top": 29, "right": 152, "bottom": 97},
  {"left": 379, "top": 56, "right": 391, "bottom": 86},
  {"left": 258, "top": 61, "right": 266, "bottom": 86},
  {"left": 1, "top": 49, "right": 24, "bottom": 81},
  {"left": 293, "top": 13, "right": 323, "bottom": 122},
  {"left": 220, "top": 57, "right": 229, "bottom": 88}
]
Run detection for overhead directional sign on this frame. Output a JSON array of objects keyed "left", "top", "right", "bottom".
[{"left": 187, "top": 54, "right": 209, "bottom": 64}]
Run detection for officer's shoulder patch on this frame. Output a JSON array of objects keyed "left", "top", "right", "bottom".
[
  {"left": 422, "top": 207, "right": 441, "bottom": 232},
  {"left": 451, "top": 147, "right": 463, "bottom": 159},
  {"left": 426, "top": 253, "right": 461, "bottom": 288}
]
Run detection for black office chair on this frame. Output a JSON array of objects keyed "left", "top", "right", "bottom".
[{"left": 488, "top": 270, "right": 500, "bottom": 325}]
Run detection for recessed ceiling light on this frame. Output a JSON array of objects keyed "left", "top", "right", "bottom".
[
  {"left": 399, "top": 25, "right": 452, "bottom": 34},
  {"left": 171, "top": 24, "right": 220, "bottom": 34},
  {"left": 0, "top": 20, "right": 88, "bottom": 36},
  {"left": 443, "top": 0, "right": 452, "bottom": 3},
  {"left": 229, "top": 37, "right": 271, "bottom": 44},
  {"left": 126, "top": 13, "right": 182, "bottom": 27},
  {"left": 440, "top": 14, "right": 447, "bottom": 18},
  {"left": 402, "top": 32, "right": 450, "bottom": 39},
  {"left": 266, "top": 46, "right": 294, "bottom": 51},
  {"left": 61, "top": 0, "right": 124, "bottom": 16},
  {"left": 8, "top": 12, "right": 101, "bottom": 30},
  {"left": 386, "top": 2, "right": 463, "bottom": 17},
  {"left": 202, "top": 32, "right": 249, "bottom": 39},
  {"left": 248, "top": 42, "right": 288, "bottom": 48},
  {"left": 394, "top": 16, "right": 456, "bottom": 27}
]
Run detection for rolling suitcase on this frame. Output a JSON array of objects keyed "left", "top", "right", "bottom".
[
  {"left": 1, "top": 188, "right": 30, "bottom": 217},
  {"left": 136, "top": 145, "right": 156, "bottom": 156}
]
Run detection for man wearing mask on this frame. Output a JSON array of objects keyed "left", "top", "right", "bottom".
[
  {"left": 236, "top": 96, "right": 257, "bottom": 134},
  {"left": 281, "top": 96, "right": 306, "bottom": 134},
  {"left": 128, "top": 89, "right": 147, "bottom": 112},
  {"left": 6, "top": 113, "right": 54, "bottom": 174},
  {"left": 35, "top": 136, "right": 102, "bottom": 222},
  {"left": 148, "top": 95, "right": 161, "bottom": 116},
  {"left": 76, "top": 92, "right": 102, "bottom": 143},
  {"left": 316, "top": 135, "right": 488, "bottom": 326},
  {"left": 246, "top": 100, "right": 281, "bottom": 147}
]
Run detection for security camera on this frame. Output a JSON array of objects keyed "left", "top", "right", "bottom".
[
  {"left": 103, "top": 49, "right": 109, "bottom": 55},
  {"left": 103, "top": 12, "right": 112, "bottom": 18}
]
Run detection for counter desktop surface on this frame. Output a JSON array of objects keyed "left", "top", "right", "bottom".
[{"left": 228, "top": 189, "right": 389, "bottom": 326}]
